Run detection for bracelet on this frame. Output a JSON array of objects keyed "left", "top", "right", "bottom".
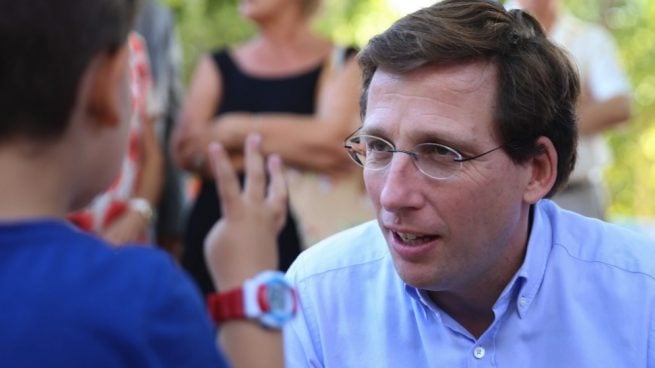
[{"left": 128, "top": 197, "right": 154, "bottom": 223}]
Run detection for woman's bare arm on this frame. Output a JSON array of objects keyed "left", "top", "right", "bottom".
[
  {"left": 171, "top": 54, "right": 223, "bottom": 175},
  {"left": 211, "top": 54, "right": 362, "bottom": 173}
]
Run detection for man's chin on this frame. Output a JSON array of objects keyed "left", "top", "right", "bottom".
[{"left": 391, "top": 260, "right": 441, "bottom": 291}]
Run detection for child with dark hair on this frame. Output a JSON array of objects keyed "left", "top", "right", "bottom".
[{"left": 0, "top": 1, "right": 224, "bottom": 366}]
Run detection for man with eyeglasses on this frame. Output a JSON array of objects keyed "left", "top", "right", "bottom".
[{"left": 283, "top": 0, "right": 655, "bottom": 366}]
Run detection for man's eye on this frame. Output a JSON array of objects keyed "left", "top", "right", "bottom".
[
  {"left": 423, "top": 144, "right": 456, "bottom": 156},
  {"left": 366, "top": 140, "right": 390, "bottom": 152}
]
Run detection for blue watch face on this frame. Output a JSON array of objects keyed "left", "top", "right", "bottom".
[
  {"left": 268, "top": 282, "right": 289, "bottom": 310},
  {"left": 257, "top": 274, "right": 297, "bottom": 328}
]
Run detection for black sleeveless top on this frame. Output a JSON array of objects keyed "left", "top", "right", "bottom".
[
  {"left": 214, "top": 51, "right": 320, "bottom": 115},
  {"left": 182, "top": 50, "right": 328, "bottom": 296}
]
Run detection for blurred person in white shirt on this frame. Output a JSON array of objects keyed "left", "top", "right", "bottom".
[{"left": 510, "top": 0, "right": 632, "bottom": 219}]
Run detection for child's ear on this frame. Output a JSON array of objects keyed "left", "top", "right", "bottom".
[{"left": 86, "top": 41, "right": 131, "bottom": 126}]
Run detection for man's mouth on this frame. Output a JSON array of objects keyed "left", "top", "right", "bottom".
[{"left": 395, "top": 232, "right": 438, "bottom": 245}]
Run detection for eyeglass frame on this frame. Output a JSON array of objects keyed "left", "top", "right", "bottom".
[{"left": 343, "top": 130, "right": 507, "bottom": 180}]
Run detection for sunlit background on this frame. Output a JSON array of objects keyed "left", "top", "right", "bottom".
[{"left": 386, "top": 0, "right": 437, "bottom": 15}]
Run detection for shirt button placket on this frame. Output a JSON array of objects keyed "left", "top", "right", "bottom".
[{"left": 473, "top": 346, "right": 486, "bottom": 359}]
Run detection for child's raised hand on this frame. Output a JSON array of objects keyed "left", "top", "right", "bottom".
[{"left": 204, "top": 134, "right": 287, "bottom": 290}]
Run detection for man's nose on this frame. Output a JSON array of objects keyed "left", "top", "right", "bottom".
[{"left": 378, "top": 153, "right": 424, "bottom": 212}]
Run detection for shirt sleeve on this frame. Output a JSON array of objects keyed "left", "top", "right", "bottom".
[
  {"left": 284, "top": 262, "right": 323, "bottom": 367},
  {"left": 144, "top": 253, "right": 228, "bottom": 368},
  {"left": 649, "top": 306, "right": 655, "bottom": 367}
]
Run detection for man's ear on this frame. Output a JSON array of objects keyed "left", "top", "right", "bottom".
[
  {"left": 523, "top": 136, "right": 558, "bottom": 204},
  {"left": 86, "top": 41, "right": 131, "bottom": 126}
]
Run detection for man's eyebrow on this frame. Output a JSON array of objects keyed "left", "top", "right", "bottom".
[
  {"left": 408, "top": 129, "right": 472, "bottom": 150},
  {"left": 408, "top": 130, "right": 465, "bottom": 147},
  {"left": 358, "top": 126, "right": 389, "bottom": 139},
  {"left": 359, "top": 125, "right": 478, "bottom": 152}
]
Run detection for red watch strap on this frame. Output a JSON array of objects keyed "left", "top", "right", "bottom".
[{"left": 207, "top": 288, "right": 245, "bottom": 324}]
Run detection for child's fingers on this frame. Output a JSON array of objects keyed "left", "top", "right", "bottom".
[
  {"left": 266, "top": 154, "right": 288, "bottom": 209},
  {"left": 266, "top": 154, "right": 288, "bottom": 232},
  {"left": 208, "top": 142, "right": 240, "bottom": 215},
  {"left": 243, "top": 133, "right": 266, "bottom": 202}
]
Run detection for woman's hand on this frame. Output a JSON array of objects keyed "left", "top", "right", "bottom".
[
  {"left": 100, "top": 209, "right": 150, "bottom": 246},
  {"left": 171, "top": 121, "right": 212, "bottom": 174}
]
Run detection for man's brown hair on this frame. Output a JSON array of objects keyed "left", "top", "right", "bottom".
[{"left": 358, "top": 0, "right": 579, "bottom": 196}]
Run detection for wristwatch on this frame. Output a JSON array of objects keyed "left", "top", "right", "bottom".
[
  {"left": 207, "top": 270, "right": 298, "bottom": 329},
  {"left": 128, "top": 197, "right": 154, "bottom": 223}
]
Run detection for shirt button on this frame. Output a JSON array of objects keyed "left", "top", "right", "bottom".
[
  {"left": 519, "top": 297, "right": 528, "bottom": 307},
  {"left": 473, "top": 346, "right": 485, "bottom": 359}
]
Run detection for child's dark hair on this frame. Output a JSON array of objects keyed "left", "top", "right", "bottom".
[{"left": 0, "top": 0, "right": 143, "bottom": 143}]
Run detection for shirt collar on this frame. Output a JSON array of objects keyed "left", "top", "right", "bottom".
[
  {"left": 405, "top": 284, "right": 440, "bottom": 321},
  {"left": 513, "top": 200, "right": 555, "bottom": 318}
]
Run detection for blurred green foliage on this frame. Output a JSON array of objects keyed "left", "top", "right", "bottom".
[
  {"left": 564, "top": 0, "right": 655, "bottom": 220},
  {"left": 163, "top": 0, "right": 655, "bottom": 219}
]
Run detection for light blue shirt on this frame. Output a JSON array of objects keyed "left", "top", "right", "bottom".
[{"left": 284, "top": 200, "right": 655, "bottom": 367}]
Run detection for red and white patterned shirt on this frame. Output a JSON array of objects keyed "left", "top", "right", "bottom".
[{"left": 68, "top": 32, "right": 153, "bottom": 239}]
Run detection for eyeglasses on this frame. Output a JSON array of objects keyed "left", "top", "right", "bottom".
[{"left": 343, "top": 133, "right": 506, "bottom": 180}]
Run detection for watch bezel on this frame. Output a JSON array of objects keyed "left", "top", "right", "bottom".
[{"left": 243, "top": 271, "right": 297, "bottom": 329}]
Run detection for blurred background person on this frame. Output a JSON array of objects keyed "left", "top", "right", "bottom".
[
  {"left": 172, "top": 0, "right": 373, "bottom": 296},
  {"left": 511, "top": 0, "right": 632, "bottom": 219},
  {"left": 68, "top": 32, "right": 163, "bottom": 245},
  {"left": 135, "top": 0, "right": 186, "bottom": 258}
]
